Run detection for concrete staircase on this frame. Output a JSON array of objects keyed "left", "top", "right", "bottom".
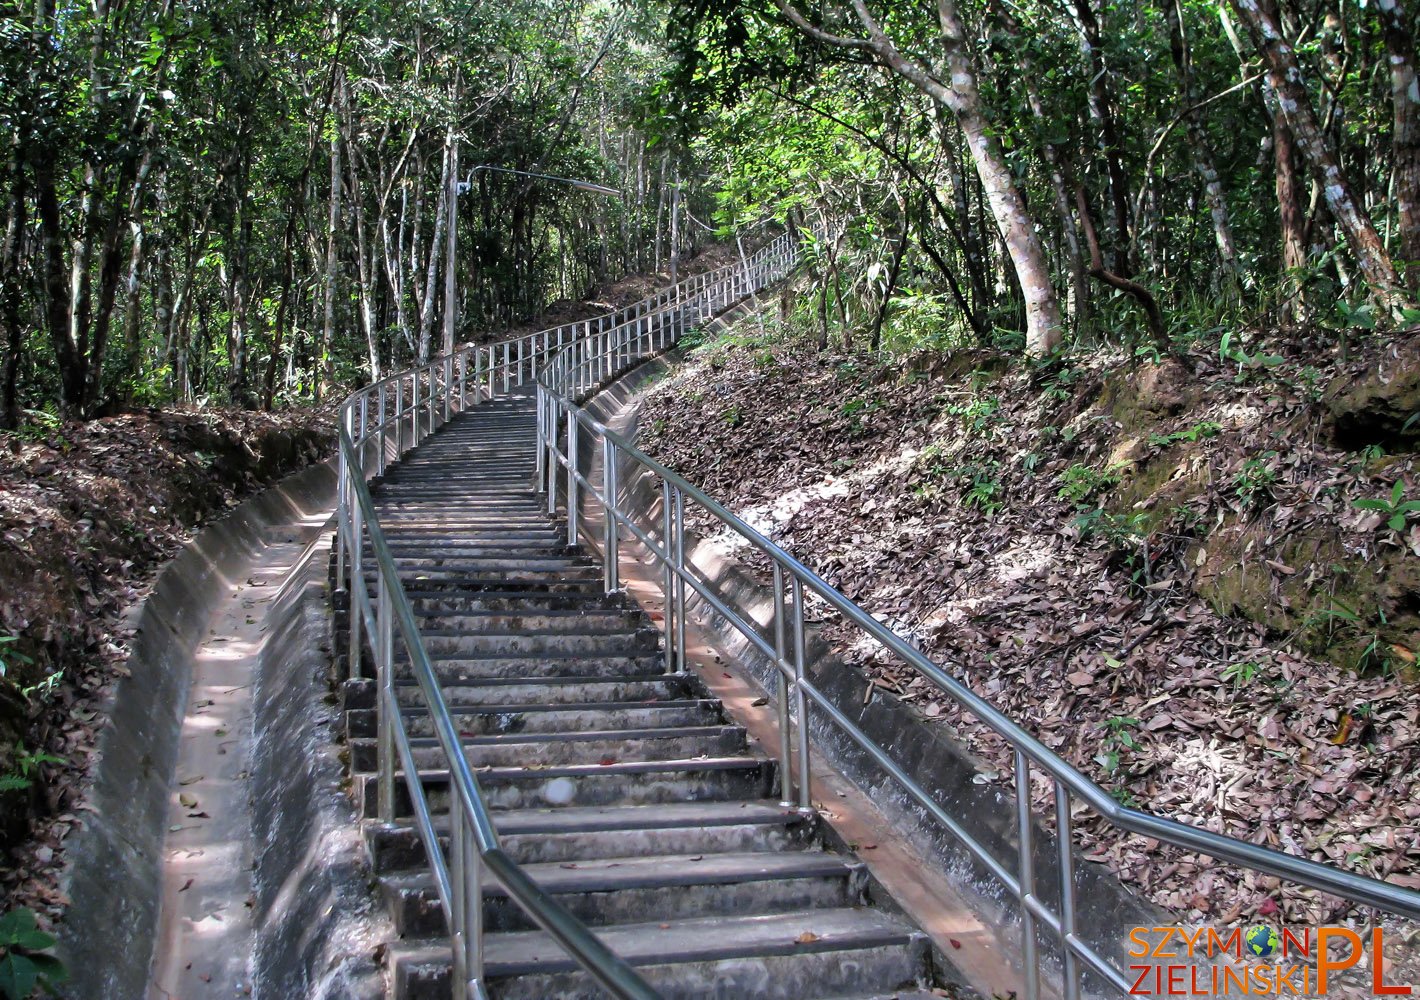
[{"left": 341, "top": 393, "right": 943, "bottom": 999}]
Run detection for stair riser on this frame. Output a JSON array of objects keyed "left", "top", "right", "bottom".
[
  {"left": 415, "top": 631, "right": 658, "bottom": 657},
  {"left": 392, "top": 655, "right": 664, "bottom": 683},
  {"left": 415, "top": 612, "right": 642, "bottom": 632},
  {"left": 365, "top": 571, "right": 603, "bottom": 587},
  {"left": 389, "top": 875, "right": 861, "bottom": 937},
  {"left": 350, "top": 729, "right": 747, "bottom": 771},
  {"left": 345, "top": 703, "right": 720, "bottom": 740},
  {"left": 365, "top": 822, "right": 808, "bottom": 872},
  {"left": 358, "top": 764, "right": 776, "bottom": 817},
  {"left": 393, "top": 942, "right": 930, "bottom": 1000},
  {"left": 393, "top": 677, "right": 689, "bottom": 707},
  {"left": 409, "top": 594, "right": 628, "bottom": 614}
]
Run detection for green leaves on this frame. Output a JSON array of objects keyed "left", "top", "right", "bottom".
[
  {"left": 0, "top": 908, "right": 67, "bottom": 1000},
  {"left": 1352, "top": 480, "right": 1420, "bottom": 533}
]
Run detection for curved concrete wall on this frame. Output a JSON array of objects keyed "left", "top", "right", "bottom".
[{"left": 58, "top": 459, "right": 338, "bottom": 999}]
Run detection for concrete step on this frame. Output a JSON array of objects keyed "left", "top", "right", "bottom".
[
  {"left": 412, "top": 627, "right": 659, "bottom": 658},
  {"left": 390, "top": 673, "right": 694, "bottom": 707},
  {"left": 389, "top": 908, "right": 930, "bottom": 1000},
  {"left": 392, "top": 651, "right": 665, "bottom": 683},
  {"left": 405, "top": 591, "right": 630, "bottom": 613},
  {"left": 412, "top": 609, "right": 645, "bottom": 631},
  {"left": 363, "top": 800, "right": 812, "bottom": 870},
  {"left": 364, "top": 566, "right": 605, "bottom": 586},
  {"left": 381, "top": 850, "right": 866, "bottom": 936},
  {"left": 349, "top": 724, "right": 748, "bottom": 772},
  {"left": 344, "top": 698, "right": 722, "bottom": 739},
  {"left": 356, "top": 756, "right": 777, "bottom": 817}
]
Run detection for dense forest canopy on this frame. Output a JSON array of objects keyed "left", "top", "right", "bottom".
[{"left": 1, "top": 0, "right": 1417, "bottom": 421}]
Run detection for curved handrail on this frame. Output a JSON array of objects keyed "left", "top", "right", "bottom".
[
  {"left": 528, "top": 234, "right": 1420, "bottom": 1000},
  {"left": 331, "top": 233, "right": 796, "bottom": 998}
]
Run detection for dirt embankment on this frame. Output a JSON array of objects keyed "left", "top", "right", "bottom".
[
  {"left": 0, "top": 406, "right": 334, "bottom": 920},
  {"left": 638, "top": 321, "right": 1420, "bottom": 928}
]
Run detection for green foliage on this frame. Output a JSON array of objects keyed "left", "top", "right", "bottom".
[
  {"left": 1233, "top": 452, "right": 1280, "bottom": 509},
  {"left": 1095, "top": 716, "right": 1141, "bottom": 775},
  {"left": 1221, "top": 660, "right": 1263, "bottom": 687},
  {"left": 0, "top": 909, "right": 66, "bottom": 999},
  {"left": 840, "top": 396, "right": 882, "bottom": 436},
  {"left": 1057, "top": 462, "right": 1123, "bottom": 505},
  {"left": 941, "top": 396, "right": 1000, "bottom": 437},
  {"left": 1352, "top": 481, "right": 1420, "bottom": 533},
  {"left": 1147, "top": 421, "right": 1221, "bottom": 448},
  {"left": 1218, "top": 332, "right": 1283, "bottom": 377},
  {"left": 0, "top": 746, "right": 63, "bottom": 794}
]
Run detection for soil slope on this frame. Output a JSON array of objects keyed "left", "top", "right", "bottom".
[{"left": 638, "top": 318, "right": 1420, "bottom": 930}]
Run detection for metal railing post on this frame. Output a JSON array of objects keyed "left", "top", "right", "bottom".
[
  {"left": 546, "top": 395, "right": 559, "bottom": 515},
  {"left": 336, "top": 433, "right": 348, "bottom": 590},
  {"left": 1057, "top": 784, "right": 1081, "bottom": 1000},
  {"left": 444, "top": 355, "right": 453, "bottom": 421},
  {"left": 377, "top": 386, "right": 388, "bottom": 475},
  {"left": 350, "top": 499, "right": 364, "bottom": 679},
  {"left": 791, "top": 576, "right": 810, "bottom": 810},
  {"left": 376, "top": 572, "right": 395, "bottom": 823},
  {"left": 773, "top": 565, "right": 794, "bottom": 806},
  {"left": 1015, "top": 750, "right": 1041, "bottom": 1000},
  {"left": 359, "top": 394, "right": 369, "bottom": 470},
  {"left": 459, "top": 351, "right": 468, "bottom": 410},
  {"left": 673, "top": 488, "right": 686, "bottom": 674},
  {"left": 602, "top": 435, "right": 619, "bottom": 593},
  {"left": 566, "top": 411, "right": 580, "bottom": 546},
  {"left": 660, "top": 479, "right": 676, "bottom": 674},
  {"left": 451, "top": 807, "right": 468, "bottom": 989},
  {"left": 395, "top": 378, "right": 405, "bottom": 457}
]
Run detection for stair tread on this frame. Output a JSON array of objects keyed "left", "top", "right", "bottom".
[
  {"left": 371, "top": 799, "right": 802, "bottom": 840},
  {"left": 391, "top": 755, "right": 768, "bottom": 783},
  {"left": 359, "top": 697, "right": 715, "bottom": 718},
  {"left": 391, "top": 907, "right": 924, "bottom": 975},
  {"left": 382, "top": 849, "right": 857, "bottom": 896},
  {"left": 392, "top": 723, "right": 743, "bottom": 747}
]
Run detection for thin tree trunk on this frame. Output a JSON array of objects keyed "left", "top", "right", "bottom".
[
  {"left": 1376, "top": 0, "right": 1420, "bottom": 281},
  {"left": 1227, "top": 0, "right": 1409, "bottom": 308},
  {"left": 1163, "top": 0, "right": 1240, "bottom": 282},
  {"left": 776, "top": 0, "right": 1063, "bottom": 353},
  {"left": 320, "top": 96, "right": 342, "bottom": 402}
]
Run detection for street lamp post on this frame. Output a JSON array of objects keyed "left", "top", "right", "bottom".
[{"left": 443, "top": 164, "right": 621, "bottom": 355}]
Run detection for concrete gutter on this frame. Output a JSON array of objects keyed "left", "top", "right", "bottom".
[{"left": 58, "top": 457, "right": 384, "bottom": 999}]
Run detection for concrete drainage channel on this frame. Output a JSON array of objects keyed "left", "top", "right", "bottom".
[{"left": 58, "top": 458, "right": 389, "bottom": 1000}]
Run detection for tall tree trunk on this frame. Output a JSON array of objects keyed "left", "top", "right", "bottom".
[
  {"left": 1, "top": 158, "right": 26, "bottom": 430},
  {"left": 1163, "top": 0, "right": 1240, "bottom": 282},
  {"left": 1074, "top": 0, "right": 1134, "bottom": 274},
  {"left": 417, "top": 131, "right": 452, "bottom": 363},
  {"left": 1375, "top": 0, "right": 1420, "bottom": 282},
  {"left": 776, "top": 0, "right": 1063, "bottom": 353},
  {"left": 1227, "top": 0, "right": 1409, "bottom": 309},
  {"left": 320, "top": 95, "right": 343, "bottom": 402}
]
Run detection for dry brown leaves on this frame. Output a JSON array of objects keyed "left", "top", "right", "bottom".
[
  {"left": 0, "top": 404, "right": 334, "bottom": 924},
  {"left": 638, "top": 330, "right": 1420, "bottom": 930}
]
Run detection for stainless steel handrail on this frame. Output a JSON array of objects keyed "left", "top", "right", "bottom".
[
  {"left": 332, "top": 234, "right": 796, "bottom": 998},
  {"left": 530, "top": 234, "right": 1420, "bottom": 999}
]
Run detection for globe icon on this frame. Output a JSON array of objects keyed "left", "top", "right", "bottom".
[{"left": 1246, "top": 924, "right": 1280, "bottom": 958}]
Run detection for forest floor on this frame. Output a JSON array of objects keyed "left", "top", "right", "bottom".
[
  {"left": 636, "top": 299, "right": 1420, "bottom": 937},
  {"left": 0, "top": 406, "right": 336, "bottom": 922}
]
